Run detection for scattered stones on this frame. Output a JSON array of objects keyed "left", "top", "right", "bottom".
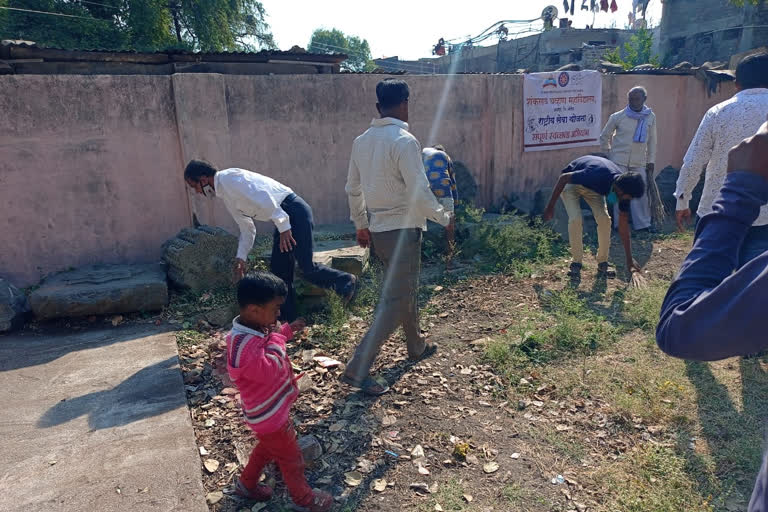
[
  {"left": 0, "top": 278, "right": 29, "bottom": 332},
  {"left": 298, "top": 435, "right": 323, "bottom": 462},
  {"left": 206, "top": 491, "right": 223, "bottom": 505},
  {"left": 371, "top": 478, "right": 387, "bottom": 492},
  {"left": 411, "top": 444, "right": 425, "bottom": 458},
  {"left": 162, "top": 226, "right": 237, "bottom": 292},
  {"left": 29, "top": 263, "right": 168, "bottom": 320},
  {"left": 203, "top": 459, "right": 219, "bottom": 473}
]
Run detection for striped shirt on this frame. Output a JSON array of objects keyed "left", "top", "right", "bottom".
[{"left": 226, "top": 317, "right": 298, "bottom": 435}]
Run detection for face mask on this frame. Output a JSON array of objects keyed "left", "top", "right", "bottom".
[
  {"left": 202, "top": 184, "right": 215, "bottom": 197},
  {"left": 607, "top": 191, "right": 618, "bottom": 206}
]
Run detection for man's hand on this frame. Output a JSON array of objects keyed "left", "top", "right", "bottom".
[
  {"left": 728, "top": 121, "right": 768, "bottom": 179},
  {"left": 627, "top": 259, "right": 642, "bottom": 273},
  {"left": 279, "top": 230, "right": 297, "bottom": 253},
  {"left": 543, "top": 206, "right": 555, "bottom": 222},
  {"left": 646, "top": 162, "right": 655, "bottom": 178},
  {"left": 676, "top": 209, "right": 692, "bottom": 232},
  {"left": 233, "top": 258, "right": 247, "bottom": 283},
  {"left": 290, "top": 318, "right": 306, "bottom": 334},
  {"left": 356, "top": 228, "right": 371, "bottom": 249}
]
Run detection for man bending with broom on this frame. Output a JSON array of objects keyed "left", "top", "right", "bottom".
[{"left": 600, "top": 86, "right": 662, "bottom": 231}]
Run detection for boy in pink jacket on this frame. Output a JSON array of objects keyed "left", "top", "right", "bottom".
[{"left": 226, "top": 272, "right": 332, "bottom": 512}]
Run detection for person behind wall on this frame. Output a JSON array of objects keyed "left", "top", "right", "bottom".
[
  {"left": 674, "top": 52, "right": 768, "bottom": 268},
  {"left": 183, "top": 161, "right": 357, "bottom": 322},
  {"left": 599, "top": 85, "right": 657, "bottom": 232},
  {"left": 656, "top": 121, "right": 768, "bottom": 512},
  {"left": 342, "top": 78, "right": 452, "bottom": 396},
  {"left": 422, "top": 144, "right": 458, "bottom": 262},
  {"left": 543, "top": 154, "right": 646, "bottom": 279}
]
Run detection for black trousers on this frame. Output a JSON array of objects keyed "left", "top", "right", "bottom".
[{"left": 270, "top": 194, "right": 354, "bottom": 321}]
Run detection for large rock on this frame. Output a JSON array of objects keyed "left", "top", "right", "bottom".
[
  {"left": 0, "top": 279, "right": 30, "bottom": 332},
  {"left": 30, "top": 264, "right": 168, "bottom": 320},
  {"left": 162, "top": 226, "right": 238, "bottom": 292}
]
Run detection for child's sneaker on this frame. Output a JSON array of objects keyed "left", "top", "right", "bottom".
[
  {"left": 234, "top": 479, "right": 273, "bottom": 502},
  {"left": 293, "top": 489, "right": 333, "bottom": 512}
]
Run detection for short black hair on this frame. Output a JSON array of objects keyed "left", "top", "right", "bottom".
[
  {"left": 376, "top": 79, "right": 409, "bottom": 110},
  {"left": 237, "top": 272, "right": 288, "bottom": 308},
  {"left": 736, "top": 52, "right": 768, "bottom": 89},
  {"left": 615, "top": 172, "right": 645, "bottom": 198},
  {"left": 184, "top": 160, "right": 217, "bottom": 183}
]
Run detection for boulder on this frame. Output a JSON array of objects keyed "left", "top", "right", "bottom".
[
  {"left": 0, "top": 279, "right": 30, "bottom": 332},
  {"left": 203, "top": 302, "right": 239, "bottom": 328},
  {"left": 162, "top": 226, "right": 238, "bottom": 292},
  {"left": 30, "top": 263, "right": 168, "bottom": 321}
]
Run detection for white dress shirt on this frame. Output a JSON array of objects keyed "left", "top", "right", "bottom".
[
  {"left": 674, "top": 88, "right": 768, "bottom": 224},
  {"left": 599, "top": 109, "right": 657, "bottom": 168},
  {"left": 346, "top": 117, "right": 451, "bottom": 232},
  {"left": 214, "top": 168, "right": 294, "bottom": 260}
]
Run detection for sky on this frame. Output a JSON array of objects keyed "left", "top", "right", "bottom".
[{"left": 260, "top": 0, "right": 663, "bottom": 61}]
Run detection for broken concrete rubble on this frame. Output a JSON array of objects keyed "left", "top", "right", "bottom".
[{"left": 162, "top": 226, "right": 238, "bottom": 292}]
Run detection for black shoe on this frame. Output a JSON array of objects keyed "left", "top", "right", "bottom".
[
  {"left": 567, "top": 262, "right": 582, "bottom": 277},
  {"left": 597, "top": 262, "right": 616, "bottom": 278}
]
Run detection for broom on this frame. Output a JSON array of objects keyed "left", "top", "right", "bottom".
[{"left": 647, "top": 168, "right": 667, "bottom": 229}]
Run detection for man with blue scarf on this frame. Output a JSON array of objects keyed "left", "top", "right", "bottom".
[{"left": 600, "top": 86, "right": 657, "bottom": 231}]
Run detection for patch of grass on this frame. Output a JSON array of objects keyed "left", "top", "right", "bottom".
[
  {"left": 175, "top": 329, "right": 207, "bottom": 347},
  {"left": 597, "top": 444, "right": 713, "bottom": 512},
  {"left": 422, "top": 478, "right": 470, "bottom": 512},
  {"left": 623, "top": 280, "right": 668, "bottom": 332}
]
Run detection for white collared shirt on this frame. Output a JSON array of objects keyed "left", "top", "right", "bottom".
[
  {"left": 214, "top": 168, "right": 294, "bottom": 260},
  {"left": 674, "top": 88, "right": 768, "bottom": 224},
  {"left": 599, "top": 108, "right": 657, "bottom": 168},
  {"left": 346, "top": 117, "right": 451, "bottom": 232}
]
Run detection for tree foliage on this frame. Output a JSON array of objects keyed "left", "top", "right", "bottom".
[
  {"left": 603, "top": 27, "right": 660, "bottom": 70},
  {"left": 308, "top": 28, "right": 374, "bottom": 72},
  {"left": 0, "top": 0, "right": 275, "bottom": 52}
]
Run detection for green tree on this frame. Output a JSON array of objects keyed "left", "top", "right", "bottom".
[
  {"left": 603, "top": 27, "right": 660, "bottom": 70},
  {"left": 0, "top": 0, "right": 275, "bottom": 52},
  {"left": 308, "top": 28, "right": 374, "bottom": 72}
]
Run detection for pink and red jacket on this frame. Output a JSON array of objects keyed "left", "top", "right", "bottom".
[{"left": 226, "top": 317, "right": 299, "bottom": 435}]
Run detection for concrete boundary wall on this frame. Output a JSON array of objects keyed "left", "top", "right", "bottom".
[{"left": 0, "top": 73, "right": 734, "bottom": 286}]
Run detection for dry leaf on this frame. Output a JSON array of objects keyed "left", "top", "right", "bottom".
[
  {"left": 344, "top": 471, "right": 363, "bottom": 487},
  {"left": 418, "top": 462, "right": 431, "bottom": 475},
  {"left": 411, "top": 445, "right": 425, "bottom": 458},
  {"left": 371, "top": 478, "right": 387, "bottom": 492},
  {"left": 206, "top": 491, "right": 223, "bottom": 505},
  {"left": 203, "top": 459, "right": 219, "bottom": 473},
  {"left": 382, "top": 415, "right": 397, "bottom": 427},
  {"left": 483, "top": 461, "right": 500, "bottom": 474}
]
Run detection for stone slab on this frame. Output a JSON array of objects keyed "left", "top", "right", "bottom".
[
  {"left": 0, "top": 278, "right": 30, "bottom": 332},
  {"left": 162, "top": 226, "right": 238, "bottom": 292},
  {"left": 29, "top": 263, "right": 168, "bottom": 321},
  {"left": 259, "top": 239, "right": 370, "bottom": 278},
  {"left": 0, "top": 325, "right": 207, "bottom": 512}
]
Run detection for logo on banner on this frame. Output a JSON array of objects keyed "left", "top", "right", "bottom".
[
  {"left": 542, "top": 75, "right": 558, "bottom": 88},
  {"left": 558, "top": 72, "right": 570, "bottom": 87}
]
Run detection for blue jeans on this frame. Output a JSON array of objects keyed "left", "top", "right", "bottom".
[
  {"left": 271, "top": 194, "right": 355, "bottom": 321},
  {"left": 739, "top": 225, "right": 768, "bottom": 268}
]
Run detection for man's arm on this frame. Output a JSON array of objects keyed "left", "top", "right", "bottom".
[
  {"left": 345, "top": 148, "right": 369, "bottom": 231},
  {"left": 657, "top": 122, "right": 768, "bottom": 360},
  {"left": 232, "top": 213, "right": 257, "bottom": 262},
  {"left": 646, "top": 113, "right": 657, "bottom": 173},
  {"left": 616, "top": 205, "right": 639, "bottom": 272},
  {"left": 398, "top": 138, "right": 451, "bottom": 226},
  {"left": 542, "top": 173, "right": 572, "bottom": 220},
  {"left": 599, "top": 114, "right": 617, "bottom": 154},
  {"left": 675, "top": 111, "right": 715, "bottom": 211}
]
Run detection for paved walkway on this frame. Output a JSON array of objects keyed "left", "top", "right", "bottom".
[{"left": 0, "top": 325, "right": 207, "bottom": 512}]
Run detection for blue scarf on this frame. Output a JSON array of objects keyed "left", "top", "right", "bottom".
[{"left": 624, "top": 105, "right": 652, "bottom": 143}]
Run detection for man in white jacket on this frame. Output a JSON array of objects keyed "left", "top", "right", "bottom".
[
  {"left": 342, "top": 79, "right": 451, "bottom": 395},
  {"left": 600, "top": 86, "right": 657, "bottom": 231},
  {"left": 184, "top": 161, "right": 357, "bottom": 322}
]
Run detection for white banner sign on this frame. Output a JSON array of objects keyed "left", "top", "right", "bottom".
[{"left": 523, "top": 70, "right": 602, "bottom": 152}]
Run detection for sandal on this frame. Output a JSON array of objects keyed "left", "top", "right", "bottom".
[
  {"left": 340, "top": 373, "right": 390, "bottom": 396},
  {"left": 409, "top": 341, "right": 438, "bottom": 363},
  {"left": 233, "top": 479, "right": 273, "bottom": 502},
  {"left": 292, "top": 489, "right": 334, "bottom": 512}
]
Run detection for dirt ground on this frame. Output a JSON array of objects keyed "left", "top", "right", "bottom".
[{"left": 176, "top": 229, "right": 736, "bottom": 512}]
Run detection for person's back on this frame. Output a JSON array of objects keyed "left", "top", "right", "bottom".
[
  {"left": 676, "top": 53, "right": 768, "bottom": 225},
  {"left": 350, "top": 119, "right": 420, "bottom": 220}
]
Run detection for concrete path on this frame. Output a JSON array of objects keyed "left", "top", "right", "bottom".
[{"left": 0, "top": 325, "right": 207, "bottom": 512}]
